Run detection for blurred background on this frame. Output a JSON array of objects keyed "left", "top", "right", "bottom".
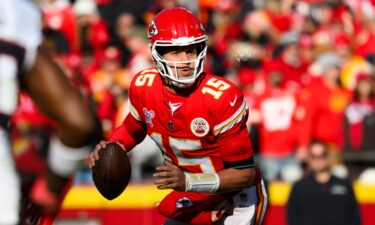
[{"left": 11, "top": 0, "right": 375, "bottom": 224}]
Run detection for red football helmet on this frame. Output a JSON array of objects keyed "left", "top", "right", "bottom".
[{"left": 148, "top": 7, "right": 208, "bottom": 87}]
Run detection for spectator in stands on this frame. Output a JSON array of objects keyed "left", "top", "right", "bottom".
[
  {"left": 297, "top": 34, "right": 315, "bottom": 72},
  {"left": 227, "top": 40, "right": 266, "bottom": 154},
  {"left": 77, "top": 0, "right": 110, "bottom": 57},
  {"left": 271, "top": 32, "right": 308, "bottom": 86},
  {"left": 237, "top": 66, "right": 262, "bottom": 154},
  {"left": 242, "top": 6, "right": 274, "bottom": 49},
  {"left": 73, "top": 0, "right": 111, "bottom": 79},
  {"left": 112, "top": 12, "right": 136, "bottom": 66},
  {"left": 298, "top": 52, "right": 352, "bottom": 173},
  {"left": 287, "top": 140, "right": 362, "bottom": 225},
  {"left": 252, "top": 61, "right": 303, "bottom": 183},
  {"left": 208, "top": 0, "right": 244, "bottom": 76},
  {"left": 344, "top": 72, "right": 375, "bottom": 152},
  {"left": 87, "top": 45, "right": 130, "bottom": 137},
  {"left": 343, "top": 71, "right": 375, "bottom": 181},
  {"left": 40, "top": 0, "right": 80, "bottom": 53},
  {"left": 124, "top": 27, "right": 153, "bottom": 77}
]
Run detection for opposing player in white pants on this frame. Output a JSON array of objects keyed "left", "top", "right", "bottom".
[
  {"left": 0, "top": 129, "right": 20, "bottom": 224},
  {"left": 0, "top": 0, "right": 101, "bottom": 224}
]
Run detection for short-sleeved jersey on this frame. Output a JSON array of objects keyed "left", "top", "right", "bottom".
[
  {"left": 0, "top": 0, "right": 42, "bottom": 116},
  {"left": 126, "top": 69, "right": 253, "bottom": 173},
  {"left": 0, "top": 0, "right": 42, "bottom": 70}
]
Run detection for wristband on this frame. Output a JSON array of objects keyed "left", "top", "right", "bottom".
[{"left": 184, "top": 172, "right": 220, "bottom": 193}]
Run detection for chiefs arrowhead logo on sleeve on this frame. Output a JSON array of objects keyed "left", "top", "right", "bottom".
[{"left": 148, "top": 20, "right": 158, "bottom": 38}]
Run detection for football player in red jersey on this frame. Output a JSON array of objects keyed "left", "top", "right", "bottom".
[
  {"left": 89, "top": 7, "right": 267, "bottom": 225},
  {"left": 0, "top": 0, "right": 101, "bottom": 224}
]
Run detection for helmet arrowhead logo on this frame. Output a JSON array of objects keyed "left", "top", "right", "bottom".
[{"left": 148, "top": 20, "right": 158, "bottom": 38}]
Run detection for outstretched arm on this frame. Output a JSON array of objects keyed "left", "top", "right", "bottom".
[
  {"left": 23, "top": 47, "right": 101, "bottom": 204},
  {"left": 24, "top": 47, "right": 99, "bottom": 148}
]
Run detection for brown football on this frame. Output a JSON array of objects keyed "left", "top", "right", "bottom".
[{"left": 92, "top": 142, "right": 131, "bottom": 200}]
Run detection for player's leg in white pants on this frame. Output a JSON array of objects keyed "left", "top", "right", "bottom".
[
  {"left": 219, "top": 178, "right": 268, "bottom": 225},
  {"left": 0, "top": 129, "right": 20, "bottom": 225},
  {"left": 163, "top": 178, "right": 267, "bottom": 225}
]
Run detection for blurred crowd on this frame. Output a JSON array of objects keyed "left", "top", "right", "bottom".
[{"left": 10, "top": 0, "right": 375, "bottom": 185}]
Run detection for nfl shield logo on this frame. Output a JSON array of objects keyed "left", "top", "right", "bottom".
[{"left": 143, "top": 108, "right": 155, "bottom": 127}]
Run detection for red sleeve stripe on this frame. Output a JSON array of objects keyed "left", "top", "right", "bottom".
[{"left": 213, "top": 98, "right": 248, "bottom": 136}]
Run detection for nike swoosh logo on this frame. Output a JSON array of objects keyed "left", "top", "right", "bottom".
[
  {"left": 169, "top": 102, "right": 183, "bottom": 114},
  {"left": 230, "top": 95, "right": 237, "bottom": 107}
]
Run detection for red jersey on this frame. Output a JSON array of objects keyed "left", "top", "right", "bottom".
[
  {"left": 253, "top": 87, "right": 299, "bottom": 157},
  {"left": 42, "top": 2, "right": 79, "bottom": 52},
  {"left": 111, "top": 69, "right": 253, "bottom": 173},
  {"left": 298, "top": 79, "right": 352, "bottom": 149}
]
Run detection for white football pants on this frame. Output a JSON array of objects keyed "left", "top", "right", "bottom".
[
  {"left": 164, "top": 178, "right": 268, "bottom": 225},
  {"left": 0, "top": 129, "right": 20, "bottom": 225}
]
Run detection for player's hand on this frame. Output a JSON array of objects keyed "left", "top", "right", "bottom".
[
  {"left": 153, "top": 161, "right": 185, "bottom": 191},
  {"left": 88, "top": 140, "right": 108, "bottom": 168}
]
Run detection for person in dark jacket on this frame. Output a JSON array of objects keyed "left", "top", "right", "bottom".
[{"left": 287, "top": 140, "right": 362, "bottom": 225}]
